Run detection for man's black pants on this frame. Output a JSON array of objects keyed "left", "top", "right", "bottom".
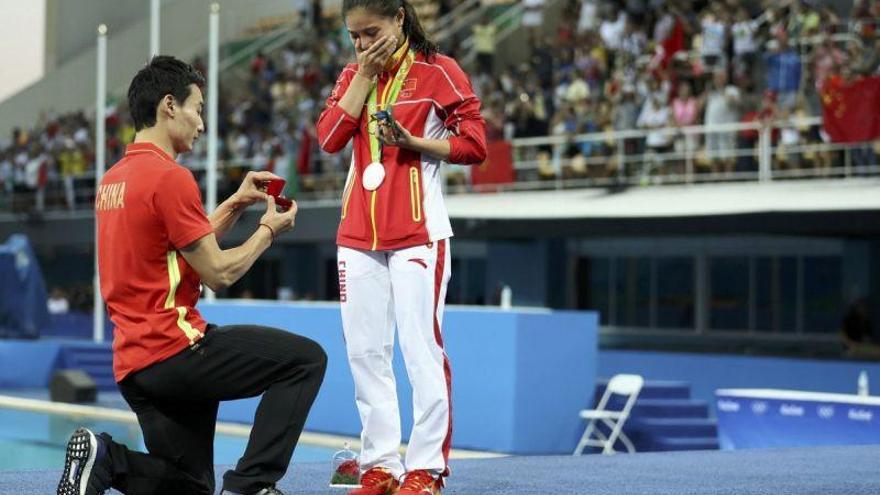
[{"left": 103, "top": 324, "right": 327, "bottom": 494}]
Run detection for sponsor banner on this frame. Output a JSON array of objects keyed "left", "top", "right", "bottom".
[{"left": 715, "top": 389, "right": 880, "bottom": 449}]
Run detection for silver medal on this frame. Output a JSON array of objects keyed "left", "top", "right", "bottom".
[{"left": 362, "top": 162, "right": 386, "bottom": 191}]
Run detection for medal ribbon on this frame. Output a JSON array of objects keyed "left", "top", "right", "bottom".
[{"left": 367, "top": 44, "right": 415, "bottom": 164}]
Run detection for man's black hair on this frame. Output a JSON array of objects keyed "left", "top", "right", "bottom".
[{"left": 127, "top": 55, "right": 205, "bottom": 131}]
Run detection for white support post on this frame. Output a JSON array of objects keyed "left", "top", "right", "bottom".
[
  {"left": 150, "top": 0, "right": 161, "bottom": 57},
  {"left": 205, "top": 3, "right": 220, "bottom": 302},
  {"left": 93, "top": 24, "right": 108, "bottom": 343}
]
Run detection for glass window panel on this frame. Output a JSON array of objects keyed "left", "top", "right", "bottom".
[
  {"left": 754, "top": 257, "right": 775, "bottom": 332},
  {"left": 656, "top": 257, "right": 695, "bottom": 329},
  {"left": 615, "top": 257, "right": 650, "bottom": 327},
  {"left": 710, "top": 257, "right": 749, "bottom": 330},
  {"left": 577, "top": 257, "right": 611, "bottom": 325},
  {"left": 803, "top": 256, "right": 842, "bottom": 334},
  {"left": 779, "top": 257, "right": 798, "bottom": 333}
]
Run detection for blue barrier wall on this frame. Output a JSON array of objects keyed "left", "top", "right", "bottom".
[
  {"left": 9, "top": 302, "right": 880, "bottom": 453},
  {"left": 0, "top": 341, "right": 63, "bottom": 388},
  {"left": 598, "top": 350, "right": 880, "bottom": 412},
  {"left": 199, "top": 302, "right": 598, "bottom": 454}
]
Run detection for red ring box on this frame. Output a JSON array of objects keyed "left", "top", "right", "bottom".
[{"left": 263, "top": 178, "right": 292, "bottom": 211}]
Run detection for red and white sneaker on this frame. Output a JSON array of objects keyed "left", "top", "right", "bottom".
[
  {"left": 396, "top": 470, "right": 442, "bottom": 495},
  {"left": 347, "top": 467, "right": 400, "bottom": 495}
]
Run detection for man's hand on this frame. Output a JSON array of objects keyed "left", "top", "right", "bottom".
[
  {"left": 230, "top": 171, "right": 279, "bottom": 209},
  {"left": 259, "top": 195, "right": 298, "bottom": 238}
]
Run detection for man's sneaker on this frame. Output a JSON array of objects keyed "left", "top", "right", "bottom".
[
  {"left": 56, "top": 428, "right": 112, "bottom": 495},
  {"left": 347, "top": 467, "right": 400, "bottom": 495},
  {"left": 396, "top": 470, "right": 442, "bottom": 495}
]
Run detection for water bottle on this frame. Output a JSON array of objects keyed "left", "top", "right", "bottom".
[
  {"left": 858, "top": 371, "right": 869, "bottom": 397},
  {"left": 500, "top": 285, "right": 512, "bottom": 309}
]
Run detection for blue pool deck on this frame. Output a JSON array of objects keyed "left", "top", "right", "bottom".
[
  {"left": 0, "top": 389, "right": 339, "bottom": 471},
  {"left": 3, "top": 444, "right": 880, "bottom": 494}
]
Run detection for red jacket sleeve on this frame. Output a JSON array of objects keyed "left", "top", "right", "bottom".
[
  {"left": 433, "top": 56, "right": 488, "bottom": 165},
  {"left": 316, "top": 66, "right": 361, "bottom": 153}
]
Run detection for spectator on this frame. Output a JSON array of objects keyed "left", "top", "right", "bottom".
[
  {"left": 637, "top": 89, "right": 673, "bottom": 175},
  {"left": 613, "top": 84, "right": 642, "bottom": 162},
  {"left": 849, "top": 38, "right": 880, "bottom": 77},
  {"left": 776, "top": 107, "right": 802, "bottom": 170},
  {"left": 812, "top": 36, "right": 848, "bottom": 91},
  {"left": 671, "top": 81, "right": 700, "bottom": 154},
  {"left": 699, "top": 6, "right": 729, "bottom": 71},
  {"left": 620, "top": 17, "right": 648, "bottom": 62},
  {"left": 731, "top": 7, "right": 763, "bottom": 85},
  {"left": 472, "top": 13, "right": 498, "bottom": 77},
  {"left": 738, "top": 89, "right": 777, "bottom": 172},
  {"left": 840, "top": 296, "right": 880, "bottom": 359},
  {"left": 704, "top": 70, "right": 741, "bottom": 174},
  {"left": 24, "top": 145, "right": 48, "bottom": 213},
  {"left": 47, "top": 287, "right": 70, "bottom": 315},
  {"left": 600, "top": 5, "right": 627, "bottom": 52},
  {"left": 809, "top": 34, "right": 848, "bottom": 114},
  {"left": 57, "top": 139, "right": 86, "bottom": 210},
  {"left": 530, "top": 36, "right": 556, "bottom": 88},
  {"left": 765, "top": 34, "right": 801, "bottom": 110},
  {"left": 522, "top": 0, "right": 547, "bottom": 37},
  {"left": 578, "top": 0, "right": 600, "bottom": 34}
]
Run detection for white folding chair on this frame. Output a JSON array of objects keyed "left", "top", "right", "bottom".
[{"left": 573, "top": 373, "right": 644, "bottom": 455}]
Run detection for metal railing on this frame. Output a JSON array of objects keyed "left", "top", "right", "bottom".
[
  {"left": 2, "top": 115, "right": 879, "bottom": 216},
  {"left": 465, "top": 116, "right": 879, "bottom": 192}
]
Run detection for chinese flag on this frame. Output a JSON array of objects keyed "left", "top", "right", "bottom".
[
  {"left": 471, "top": 140, "right": 515, "bottom": 187},
  {"left": 821, "top": 75, "right": 880, "bottom": 143}
]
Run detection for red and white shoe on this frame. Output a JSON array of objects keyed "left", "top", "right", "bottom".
[
  {"left": 347, "top": 467, "right": 400, "bottom": 495},
  {"left": 396, "top": 470, "right": 442, "bottom": 495}
]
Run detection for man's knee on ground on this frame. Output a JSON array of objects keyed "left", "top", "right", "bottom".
[{"left": 297, "top": 336, "right": 328, "bottom": 375}]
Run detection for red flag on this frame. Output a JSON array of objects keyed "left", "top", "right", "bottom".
[
  {"left": 821, "top": 75, "right": 880, "bottom": 143},
  {"left": 297, "top": 126, "right": 313, "bottom": 175},
  {"left": 471, "top": 140, "right": 515, "bottom": 188},
  {"left": 661, "top": 17, "right": 686, "bottom": 69}
]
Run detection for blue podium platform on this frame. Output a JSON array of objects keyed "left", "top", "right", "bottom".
[
  {"left": 716, "top": 388, "right": 880, "bottom": 449},
  {"left": 201, "top": 302, "right": 599, "bottom": 455}
]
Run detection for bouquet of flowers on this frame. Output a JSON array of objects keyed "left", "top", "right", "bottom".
[
  {"left": 330, "top": 443, "right": 360, "bottom": 488},
  {"left": 330, "top": 459, "right": 360, "bottom": 486}
]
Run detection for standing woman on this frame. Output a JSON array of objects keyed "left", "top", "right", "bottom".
[{"left": 316, "top": 2, "right": 487, "bottom": 495}]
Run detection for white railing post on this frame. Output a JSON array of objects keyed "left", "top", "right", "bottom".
[
  {"left": 759, "top": 124, "right": 772, "bottom": 182},
  {"left": 685, "top": 129, "right": 694, "bottom": 184}
]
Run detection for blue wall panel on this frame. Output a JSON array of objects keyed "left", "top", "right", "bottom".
[{"left": 0, "top": 341, "right": 62, "bottom": 388}]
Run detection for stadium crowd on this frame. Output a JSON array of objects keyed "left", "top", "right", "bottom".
[{"left": 1, "top": 0, "right": 879, "bottom": 214}]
